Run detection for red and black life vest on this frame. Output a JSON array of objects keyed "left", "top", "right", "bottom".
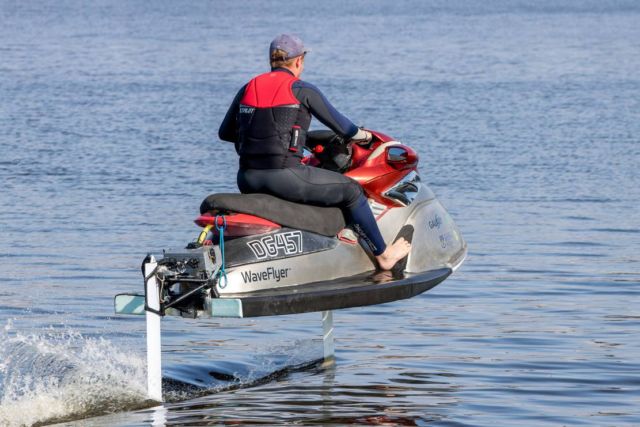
[{"left": 237, "top": 70, "right": 307, "bottom": 169}]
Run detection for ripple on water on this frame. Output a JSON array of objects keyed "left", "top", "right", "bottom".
[{"left": 2, "top": 1, "right": 640, "bottom": 426}]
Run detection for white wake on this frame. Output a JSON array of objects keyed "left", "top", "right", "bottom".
[{"left": 0, "top": 321, "right": 147, "bottom": 426}]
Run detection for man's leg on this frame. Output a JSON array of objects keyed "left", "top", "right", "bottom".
[
  {"left": 238, "top": 166, "right": 410, "bottom": 269},
  {"left": 239, "top": 166, "right": 385, "bottom": 254}
]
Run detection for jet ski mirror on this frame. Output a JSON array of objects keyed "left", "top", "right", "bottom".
[{"left": 386, "top": 146, "right": 418, "bottom": 170}]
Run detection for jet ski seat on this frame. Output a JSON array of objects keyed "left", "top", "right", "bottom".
[{"left": 200, "top": 193, "right": 346, "bottom": 237}]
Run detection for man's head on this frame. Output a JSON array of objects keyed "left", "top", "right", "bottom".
[{"left": 269, "top": 34, "right": 308, "bottom": 77}]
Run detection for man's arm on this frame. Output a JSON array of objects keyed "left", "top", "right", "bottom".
[
  {"left": 218, "top": 85, "right": 247, "bottom": 143},
  {"left": 293, "top": 81, "right": 361, "bottom": 139}
]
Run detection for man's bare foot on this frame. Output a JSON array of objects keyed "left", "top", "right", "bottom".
[{"left": 376, "top": 238, "right": 412, "bottom": 271}]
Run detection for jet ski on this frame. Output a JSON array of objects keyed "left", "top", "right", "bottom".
[
  {"left": 114, "top": 129, "right": 467, "bottom": 401},
  {"left": 116, "top": 129, "right": 466, "bottom": 320}
]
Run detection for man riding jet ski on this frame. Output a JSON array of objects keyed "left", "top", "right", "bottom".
[
  {"left": 113, "top": 35, "right": 467, "bottom": 321},
  {"left": 218, "top": 34, "right": 411, "bottom": 271},
  {"left": 113, "top": 38, "right": 465, "bottom": 400}
]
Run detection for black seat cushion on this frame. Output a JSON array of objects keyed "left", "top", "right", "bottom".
[{"left": 200, "top": 193, "right": 346, "bottom": 237}]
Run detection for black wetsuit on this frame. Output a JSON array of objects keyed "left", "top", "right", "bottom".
[{"left": 218, "top": 68, "right": 386, "bottom": 255}]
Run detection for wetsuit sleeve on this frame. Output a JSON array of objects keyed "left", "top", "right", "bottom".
[
  {"left": 218, "top": 85, "right": 247, "bottom": 143},
  {"left": 293, "top": 81, "right": 359, "bottom": 139}
]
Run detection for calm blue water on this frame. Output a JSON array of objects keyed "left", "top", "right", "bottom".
[{"left": 1, "top": 1, "right": 639, "bottom": 425}]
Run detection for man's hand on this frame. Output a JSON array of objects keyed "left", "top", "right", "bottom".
[{"left": 351, "top": 128, "right": 373, "bottom": 145}]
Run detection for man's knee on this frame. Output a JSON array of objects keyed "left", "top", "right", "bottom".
[{"left": 344, "top": 180, "right": 364, "bottom": 208}]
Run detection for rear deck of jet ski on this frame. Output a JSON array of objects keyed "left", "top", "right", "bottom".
[
  {"left": 212, "top": 267, "right": 451, "bottom": 318},
  {"left": 115, "top": 263, "right": 452, "bottom": 318}
]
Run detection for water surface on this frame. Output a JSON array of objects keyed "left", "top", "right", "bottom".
[{"left": 1, "top": 1, "right": 639, "bottom": 425}]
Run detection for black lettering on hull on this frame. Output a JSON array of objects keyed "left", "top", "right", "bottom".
[{"left": 240, "top": 267, "right": 292, "bottom": 284}]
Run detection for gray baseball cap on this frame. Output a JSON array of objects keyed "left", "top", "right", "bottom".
[{"left": 269, "top": 34, "right": 309, "bottom": 60}]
